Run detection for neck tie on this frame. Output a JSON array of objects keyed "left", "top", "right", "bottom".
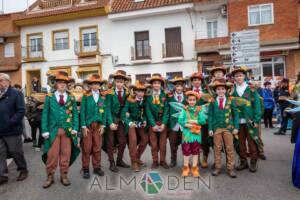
[
  {"left": 195, "top": 88, "right": 200, "bottom": 93},
  {"left": 177, "top": 95, "right": 182, "bottom": 102},
  {"left": 118, "top": 91, "right": 124, "bottom": 105},
  {"left": 219, "top": 97, "right": 224, "bottom": 110},
  {"left": 59, "top": 94, "right": 65, "bottom": 106}
]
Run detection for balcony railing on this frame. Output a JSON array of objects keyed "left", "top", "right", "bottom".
[
  {"left": 38, "top": 0, "right": 73, "bottom": 9},
  {"left": 21, "top": 46, "right": 45, "bottom": 62},
  {"left": 131, "top": 45, "right": 152, "bottom": 61},
  {"left": 162, "top": 42, "right": 183, "bottom": 58},
  {"left": 74, "top": 39, "right": 100, "bottom": 57}
]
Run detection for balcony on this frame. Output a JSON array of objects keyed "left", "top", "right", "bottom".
[
  {"left": 130, "top": 45, "right": 152, "bottom": 64},
  {"left": 0, "top": 58, "right": 20, "bottom": 72},
  {"left": 195, "top": 36, "right": 230, "bottom": 54},
  {"left": 162, "top": 42, "right": 183, "bottom": 62},
  {"left": 38, "top": 0, "right": 73, "bottom": 9},
  {"left": 74, "top": 39, "right": 100, "bottom": 57},
  {"left": 21, "top": 46, "right": 45, "bottom": 62}
]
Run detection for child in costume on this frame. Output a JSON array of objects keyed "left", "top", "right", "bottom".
[
  {"left": 208, "top": 78, "right": 239, "bottom": 178},
  {"left": 177, "top": 91, "right": 207, "bottom": 177}
]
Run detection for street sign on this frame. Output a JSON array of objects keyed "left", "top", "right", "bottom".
[{"left": 231, "top": 29, "right": 260, "bottom": 67}]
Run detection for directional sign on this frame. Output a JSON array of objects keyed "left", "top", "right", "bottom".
[{"left": 231, "top": 29, "right": 260, "bottom": 67}]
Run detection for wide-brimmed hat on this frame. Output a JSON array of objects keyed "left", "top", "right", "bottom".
[
  {"left": 68, "top": 76, "right": 75, "bottom": 83},
  {"left": 111, "top": 70, "right": 130, "bottom": 81},
  {"left": 131, "top": 81, "right": 147, "bottom": 91},
  {"left": 169, "top": 76, "right": 188, "bottom": 85},
  {"left": 189, "top": 72, "right": 203, "bottom": 81},
  {"left": 185, "top": 90, "right": 200, "bottom": 100},
  {"left": 208, "top": 66, "right": 228, "bottom": 76},
  {"left": 54, "top": 71, "right": 70, "bottom": 82},
  {"left": 230, "top": 66, "right": 249, "bottom": 76},
  {"left": 210, "top": 78, "right": 233, "bottom": 90},
  {"left": 86, "top": 74, "right": 106, "bottom": 84},
  {"left": 148, "top": 73, "right": 165, "bottom": 84}
]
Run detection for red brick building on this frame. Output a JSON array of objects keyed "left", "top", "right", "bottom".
[
  {"left": 195, "top": 0, "right": 300, "bottom": 81},
  {"left": 0, "top": 13, "right": 22, "bottom": 85}
]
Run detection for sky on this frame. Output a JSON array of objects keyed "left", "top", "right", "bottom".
[{"left": 1, "top": 0, "right": 36, "bottom": 14}]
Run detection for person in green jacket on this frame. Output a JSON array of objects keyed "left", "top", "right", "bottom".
[
  {"left": 178, "top": 91, "right": 207, "bottom": 177},
  {"left": 80, "top": 74, "right": 107, "bottom": 179},
  {"left": 106, "top": 70, "right": 130, "bottom": 172},
  {"left": 146, "top": 73, "right": 169, "bottom": 169},
  {"left": 167, "top": 76, "right": 187, "bottom": 168},
  {"left": 41, "top": 71, "right": 80, "bottom": 189},
  {"left": 121, "top": 81, "right": 148, "bottom": 172},
  {"left": 231, "top": 66, "right": 262, "bottom": 173},
  {"left": 208, "top": 78, "right": 239, "bottom": 178}
]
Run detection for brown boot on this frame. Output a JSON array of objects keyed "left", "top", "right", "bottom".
[
  {"left": 17, "top": 170, "right": 28, "bottom": 181},
  {"left": 182, "top": 166, "right": 190, "bottom": 177},
  {"left": 132, "top": 162, "right": 140, "bottom": 172},
  {"left": 236, "top": 159, "right": 249, "bottom": 171},
  {"left": 227, "top": 170, "right": 237, "bottom": 178},
  {"left": 201, "top": 156, "right": 208, "bottom": 168},
  {"left": 43, "top": 174, "right": 54, "bottom": 189},
  {"left": 60, "top": 173, "right": 71, "bottom": 186},
  {"left": 169, "top": 159, "right": 177, "bottom": 168},
  {"left": 249, "top": 159, "right": 257, "bottom": 173},
  {"left": 151, "top": 161, "right": 159, "bottom": 169},
  {"left": 191, "top": 166, "right": 200, "bottom": 177},
  {"left": 160, "top": 161, "right": 170, "bottom": 169},
  {"left": 212, "top": 168, "right": 221, "bottom": 176}
]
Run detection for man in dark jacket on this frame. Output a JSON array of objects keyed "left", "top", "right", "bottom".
[{"left": 0, "top": 73, "right": 28, "bottom": 185}]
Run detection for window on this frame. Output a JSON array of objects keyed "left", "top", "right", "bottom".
[
  {"left": 261, "top": 56, "right": 285, "bottom": 79},
  {"left": 80, "top": 26, "right": 98, "bottom": 53},
  {"left": 30, "top": 37, "right": 42, "bottom": 52},
  {"left": 4, "top": 43, "right": 15, "bottom": 58},
  {"left": 164, "top": 27, "right": 182, "bottom": 57},
  {"left": 248, "top": 4, "right": 273, "bottom": 26},
  {"left": 202, "top": 61, "right": 214, "bottom": 75},
  {"left": 207, "top": 20, "right": 218, "bottom": 39},
  {"left": 136, "top": 74, "right": 151, "bottom": 83},
  {"left": 53, "top": 30, "right": 69, "bottom": 50},
  {"left": 135, "top": 31, "right": 150, "bottom": 60}
]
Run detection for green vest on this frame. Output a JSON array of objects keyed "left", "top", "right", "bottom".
[{"left": 41, "top": 92, "right": 80, "bottom": 165}]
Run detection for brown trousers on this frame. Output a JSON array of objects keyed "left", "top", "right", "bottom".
[
  {"left": 107, "top": 122, "right": 127, "bottom": 162},
  {"left": 128, "top": 127, "right": 149, "bottom": 163},
  {"left": 169, "top": 131, "right": 181, "bottom": 162},
  {"left": 46, "top": 128, "right": 71, "bottom": 175},
  {"left": 149, "top": 127, "right": 167, "bottom": 163},
  {"left": 213, "top": 128, "right": 235, "bottom": 170},
  {"left": 238, "top": 124, "right": 258, "bottom": 160},
  {"left": 82, "top": 122, "right": 102, "bottom": 170}
]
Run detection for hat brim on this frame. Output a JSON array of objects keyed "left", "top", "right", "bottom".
[
  {"left": 112, "top": 74, "right": 130, "bottom": 80},
  {"left": 169, "top": 79, "right": 187, "bottom": 84},
  {"left": 210, "top": 67, "right": 227, "bottom": 75},
  {"left": 211, "top": 83, "right": 232, "bottom": 90},
  {"left": 55, "top": 78, "right": 69, "bottom": 83},
  {"left": 149, "top": 78, "right": 165, "bottom": 84},
  {"left": 190, "top": 76, "right": 203, "bottom": 81},
  {"left": 231, "top": 69, "right": 247, "bottom": 76}
]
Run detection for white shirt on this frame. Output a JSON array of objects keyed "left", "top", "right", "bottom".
[
  {"left": 115, "top": 88, "right": 124, "bottom": 96},
  {"left": 174, "top": 92, "right": 184, "bottom": 103},
  {"left": 55, "top": 91, "right": 67, "bottom": 103},
  {"left": 92, "top": 90, "right": 99, "bottom": 103},
  {"left": 236, "top": 82, "right": 248, "bottom": 123},
  {"left": 136, "top": 96, "right": 143, "bottom": 104},
  {"left": 217, "top": 96, "right": 226, "bottom": 108},
  {"left": 236, "top": 82, "right": 248, "bottom": 97},
  {"left": 152, "top": 90, "right": 161, "bottom": 97}
]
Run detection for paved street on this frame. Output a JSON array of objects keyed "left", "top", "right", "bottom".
[{"left": 1, "top": 127, "right": 300, "bottom": 200}]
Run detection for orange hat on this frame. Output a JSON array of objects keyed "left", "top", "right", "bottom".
[
  {"left": 86, "top": 74, "right": 106, "bottom": 84},
  {"left": 131, "top": 80, "right": 147, "bottom": 91},
  {"left": 185, "top": 90, "right": 200, "bottom": 100},
  {"left": 111, "top": 70, "right": 130, "bottom": 81},
  {"left": 210, "top": 78, "right": 233, "bottom": 90},
  {"left": 190, "top": 72, "right": 203, "bottom": 81},
  {"left": 169, "top": 76, "right": 188, "bottom": 85},
  {"left": 230, "top": 66, "right": 249, "bottom": 76},
  {"left": 148, "top": 73, "right": 165, "bottom": 84},
  {"left": 54, "top": 71, "right": 69, "bottom": 82},
  {"left": 208, "top": 65, "right": 228, "bottom": 76}
]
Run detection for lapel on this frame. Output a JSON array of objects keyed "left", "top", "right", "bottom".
[{"left": 52, "top": 91, "right": 70, "bottom": 108}]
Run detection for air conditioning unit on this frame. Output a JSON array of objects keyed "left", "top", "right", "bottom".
[
  {"left": 0, "top": 37, "right": 5, "bottom": 44},
  {"left": 221, "top": 5, "right": 227, "bottom": 17}
]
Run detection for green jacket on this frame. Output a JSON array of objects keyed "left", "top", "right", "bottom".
[
  {"left": 145, "top": 91, "right": 169, "bottom": 127},
  {"left": 167, "top": 93, "right": 186, "bottom": 130},
  {"left": 106, "top": 88, "right": 129, "bottom": 125},
  {"left": 80, "top": 90, "right": 107, "bottom": 128},
  {"left": 41, "top": 92, "right": 80, "bottom": 165},
  {"left": 121, "top": 95, "right": 147, "bottom": 134},
  {"left": 208, "top": 96, "right": 239, "bottom": 132}
]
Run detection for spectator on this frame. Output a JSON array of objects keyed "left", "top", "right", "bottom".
[
  {"left": 0, "top": 73, "right": 29, "bottom": 185},
  {"left": 261, "top": 81, "right": 275, "bottom": 128},
  {"left": 274, "top": 78, "right": 291, "bottom": 135},
  {"left": 31, "top": 77, "right": 41, "bottom": 93}
]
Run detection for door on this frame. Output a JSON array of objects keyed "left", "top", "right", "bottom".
[
  {"left": 165, "top": 27, "right": 182, "bottom": 57},
  {"left": 26, "top": 69, "right": 41, "bottom": 96}
]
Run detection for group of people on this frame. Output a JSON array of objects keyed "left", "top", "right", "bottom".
[{"left": 0, "top": 65, "right": 299, "bottom": 189}]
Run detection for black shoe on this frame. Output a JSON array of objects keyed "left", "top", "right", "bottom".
[
  {"left": 160, "top": 161, "right": 170, "bottom": 169},
  {"left": 109, "top": 161, "right": 119, "bottom": 172},
  {"left": 94, "top": 168, "right": 104, "bottom": 176},
  {"left": 249, "top": 160, "right": 258, "bottom": 173},
  {"left": 169, "top": 160, "right": 177, "bottom": 168},
  {"left": 17, "top": 170, "right": 28, "bottom": 181},
  {"left": 0, "top": 176, "right": 8, "bottom": 186},
  {"left": 116, "top": 160, "right": 130, "bottom": 168},
  {"left": 24, "top": 138, "right": 32, "bottom": 143},
  {"left": 236, "top": 159, "right": 249, "bottom": 171},
  {"left": 259, "top": 154, "right": 267, "bottom": 160},
  {"left": 269, "top": 126, "right": 274, "bottom": 128},
  {"left": 83, "top": 169, "right": 90, "bottom": 179},
  {"left": 274, "top": 131, "right": 285, "bottom": 135}
]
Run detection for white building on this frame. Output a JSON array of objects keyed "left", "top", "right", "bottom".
[
  {"left": 108, "top": 0, "right": 198, "bottom": 82},
  {"left": 15, "top": 0, "right": 113, "bottom": 95}
]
